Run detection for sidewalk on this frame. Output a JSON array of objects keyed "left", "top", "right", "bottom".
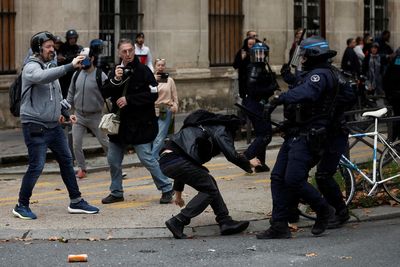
[{"left": 0, "top": 127, "right": 399, "bottom": 241}]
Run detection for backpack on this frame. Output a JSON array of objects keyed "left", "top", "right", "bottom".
[
  {"left": 9, "top": 61, "right": 45, "bottom": 117},
  {"left": 72, "top": 67, "right": 103, "bottom": 90},
  {"left": 330, "top": 66, "right": 358, "bottom": 112},
  {"left": 9, "top": 73, "right": 25, "bottom": 117}
]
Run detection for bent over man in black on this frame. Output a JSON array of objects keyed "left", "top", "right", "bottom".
[{"left": 159, "top": 110, "right": 260, "bottom": 239}]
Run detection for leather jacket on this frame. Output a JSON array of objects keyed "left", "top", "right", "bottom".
[{"left": 168, "top": 124, "right": 252, "bottom": 173}]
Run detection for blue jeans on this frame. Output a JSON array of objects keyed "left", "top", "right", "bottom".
[
  {"left": 108, "top": 141, "right": 173, "bottom": 197},
  {"left": 152, "top": 109, "right": 172, "bottom": 159},
  {"left": 18, "top": 123, "right": 81, "bottom": 206}
]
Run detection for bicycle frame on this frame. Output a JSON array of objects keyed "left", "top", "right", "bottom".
[{"left": 339, "top": 114, "right": 400, "bottom": 196}]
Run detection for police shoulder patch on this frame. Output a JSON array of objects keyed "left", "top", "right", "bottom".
[{"left": 310, "top": 74, "right": 321, "bottom": 82}]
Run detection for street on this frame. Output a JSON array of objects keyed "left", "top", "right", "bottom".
[{"left": 1, "top": 218, "right": 399, "bottom": 266}]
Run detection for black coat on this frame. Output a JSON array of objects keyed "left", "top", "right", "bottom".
[
  {"left": 233, "top": 38, "right": 252, "bottom": 98},
  {"left": 169, "top": 124, "right": 252, "bottom": 173},
  {"left": 341, "top": 47, "right": 360, "bottom": 76},
  {"left": 101, "top": 57, "right": 159, "bottom": 145}
]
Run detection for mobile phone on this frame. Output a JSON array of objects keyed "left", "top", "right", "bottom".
[
  {"left": 81, "top": 57, "right": 91, "bottom": 68},
  {"left": 159, "top": 72, "right": 169, "bottom": 83}
]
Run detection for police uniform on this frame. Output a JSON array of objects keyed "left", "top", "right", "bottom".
[
  {"left": 257, "top": 36, "right": 342, "bottom": 239},
  {"left": 243, "top": 43, "right": 276, "bottom": 171}
]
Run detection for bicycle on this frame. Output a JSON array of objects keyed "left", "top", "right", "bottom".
[{"left": 299, "top": 107, "right": 400, "bottom": 219}]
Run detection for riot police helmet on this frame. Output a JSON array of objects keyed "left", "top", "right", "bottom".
[
  {"left": 89, "top": 39, "right": 104, "bottom": 57},
  {"left": 30, "top": 31, "right": 56, "bottom": 54},
  {"left": 299, "top": 36, "right": 337, "bottom": 60},
  {"left": 66, "top": 29, "right": 79, "bottom": 40},
  {"left": 250, "top": 42, "right": 269, "bottom": 63}
]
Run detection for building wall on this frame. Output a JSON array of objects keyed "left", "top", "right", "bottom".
[{"left": 0, "top": 0, "right": 399, "bottom": 128}]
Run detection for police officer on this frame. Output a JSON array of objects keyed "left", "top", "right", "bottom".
[
  {"left": 257, "top": 36, "right": 340, "bottom": 239},
  {"left": 58, "top": 29, "right": 83, "bottom": 97},
  {"left": 243, "top": 42, "right": 277, "bottom": 172}
]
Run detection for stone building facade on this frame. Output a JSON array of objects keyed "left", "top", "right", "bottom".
[{"left": 0, "top": 0, "right": 399, "bottom": 128}]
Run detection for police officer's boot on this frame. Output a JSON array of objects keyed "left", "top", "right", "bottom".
[
  {"left": 256, "top": 221, "right": 291, "bottom": 239},
  {"left": 327, "top": 207, "right": 350, "bottom": 229},
  {"left": 219, "top": 219, "right": 250, "bottom": 235},
  {"left": 311, "top": 205, "right": 335, "bottom": 236}
]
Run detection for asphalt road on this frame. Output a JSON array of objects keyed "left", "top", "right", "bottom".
[{"left": 1, "top": 217, "right": 399, "bottom": 267}]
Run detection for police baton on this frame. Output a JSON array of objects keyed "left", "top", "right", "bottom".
[{"left": 234, "top": 102, "right": 281, "bottom": 128}]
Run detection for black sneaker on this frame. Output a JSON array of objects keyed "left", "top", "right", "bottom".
[
  {"left": 256, "top": 221, "right": 291, "bottom": 239},
  {"left": 101, "top": 194, "right": 124, "bottom": 204},
  {"left": 165, "top": 216, "right": 187, "bottom": 239},
  {"left": 255, "top": 164, "right": 270, "bottom": 173},
  {"left": 160, "top": 190, "right": 174, "bottom": 204},
  {"left": 327, "top": 208, "right": 350, "bottom": 229},
  {"left": 311, "top": 205, "right": 335, "bottom": 236},
  {"left": 219, "top": 220, "right": 249, "bottom": 235}
]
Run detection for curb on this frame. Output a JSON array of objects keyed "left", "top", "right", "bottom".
[{"left": 2, "top": 206, "right": 399, "bottom": 241}]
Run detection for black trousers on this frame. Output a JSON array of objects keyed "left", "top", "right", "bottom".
[{"left": 159, "top": 152, "right": 231, "bottom": 225}]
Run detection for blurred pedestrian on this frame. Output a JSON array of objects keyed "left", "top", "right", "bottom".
[
  {"left": 13, "top": 31, "right": 99, "bottom": 220},
  {"left": 134, "top": 32, "right": 154, "bottom": 72},
  {"left": 152, "top": 58, "right": 179, "bottom": 159},
  {"left": 341, "top": 38, "right": 360, "bottom": 76},
  {"left": 58, "top": 29, "right": 83, "bottom": 98},
  {"left": 362, "top": 42, "right": 387, "bottom": 97},
  {"left": 67, "top": 47, "right": 109, "bottom": 179},
  {"left": 383, "top": 47, "right": 400, "bottom": 140},
  {"left": 354, "top": 36, "right": 365, "bottom": 66},
  {"left": 233, "top": 37, "right": 256, "bottom": 99}
]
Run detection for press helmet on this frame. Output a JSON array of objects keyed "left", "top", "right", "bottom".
[
  {"left": 66, "top": 29, "right": 79, "bottom": 40},
  {"left": 30, "top": 31, "right": 56, "bottom": 54},
  {"left": 250, "top": 42, "right": 269, "bottom": 63}
]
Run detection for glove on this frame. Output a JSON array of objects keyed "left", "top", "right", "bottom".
[
  {"left": 269, "top": 95, "right": 282, "bottom": 107},
  {"left": 280, "top": 63, "right": 291, "bottom": 76}
]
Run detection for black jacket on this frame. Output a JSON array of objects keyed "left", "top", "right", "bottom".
[
  {"left": 101, "top": 57, "right": 159, "bottom": 145},
  {"left": 341, "top": 47, "right": 361, "bottom": 76},
  {"left": 233, "top": 38, "right": 252, "bottom": 98},
  {"left": 168, "top": 124, "right": 252, "bottom": 173}
]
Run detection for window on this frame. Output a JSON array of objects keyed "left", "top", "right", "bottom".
[
  {"left": 364, "top": 0, "right": 388, "bottom": 37},
  {"left": 99, "top": 0, "right": 141, "bottom": 65},
  {"left": 294, "top": 0, "right": 325, "bottom": 38},
  {"left": 209, "top": 0, "right": 243, "bottom": 66},
  {"left": 0, "top": 0, "right": 16, "bottom": 74}
]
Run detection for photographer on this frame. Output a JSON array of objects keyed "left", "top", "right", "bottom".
[
  {"left": 152, "top": 58, "right": 179, "bottom": 159},
  {"left": 101, "top": 38, "right": 174, "bottom": 205}
]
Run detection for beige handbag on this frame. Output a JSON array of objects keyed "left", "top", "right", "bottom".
[
  {"left": 99, "top": 113, "right": 120, "bottom": 135},
  {"left": 99, "top": 76, "right": 131, "bottom": 135}
]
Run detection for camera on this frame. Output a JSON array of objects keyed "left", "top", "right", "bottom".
[
  {"left": 120, "top": 66, "right": 134, "bottom": 77},
  {"left": 158, "top": 72, "right": 169, "bottom": 83}
]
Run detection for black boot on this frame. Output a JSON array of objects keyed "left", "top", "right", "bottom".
[
  {"left": 219, "top": 220, "right": 250, "bottom": 235},
  {"left": 256, "top": 221, "right": 291, "bottom": 239},
  {"left": 165, "top": 216, "right": 187, "bottom": 239},
  {"left": 327, "top": 208, "right": 350, "bottom": 229},
  {"left": 311, "top": 205, "right": 335, "bottom": 236}
]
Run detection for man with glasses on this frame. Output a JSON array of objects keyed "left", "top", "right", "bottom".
[{"left": 101, "top": 38, "right": 174, "bottom": 205}]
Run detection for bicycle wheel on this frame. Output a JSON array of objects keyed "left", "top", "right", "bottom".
[
  {"left": 379, "top": 140, "right": 400, "bottom": 203},
  {"left": 298, "top": 163, "right": 355, "bottom": 220}
]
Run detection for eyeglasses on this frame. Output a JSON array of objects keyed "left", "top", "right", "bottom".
[{"left": 156, "top": 58, "right": 166, "bottom": 62}]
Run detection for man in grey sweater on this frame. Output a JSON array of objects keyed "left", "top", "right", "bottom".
[
  {"left": 13, "top": 31, "right": 99, "bottom": 220},
  {"left": 67, "top": 47, "right": 109, "bottom": 179}
]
